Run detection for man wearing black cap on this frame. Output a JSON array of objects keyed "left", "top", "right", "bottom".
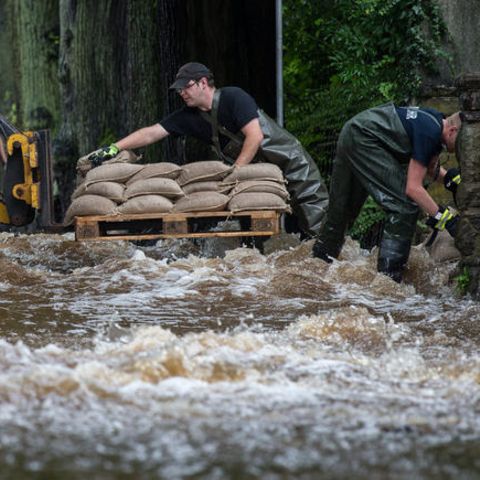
[{"left": 87, "top": 62, "right": 329, "bottom": 237}]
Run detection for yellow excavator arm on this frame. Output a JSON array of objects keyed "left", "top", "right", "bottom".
[
  {"left": 7, "top": 132, "right": 40, "bottom": 207},
  {"left": 0, "top": 129, "right": 59, "bottom": 229},
  {"left": 0, "top": 197, "right": 9, "bottom": 223}
]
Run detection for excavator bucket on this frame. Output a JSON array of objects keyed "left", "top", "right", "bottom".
[
  {"left": 1, "top": 129, "right": 60, "bottom": 229},
  {"left": 2, "top": 133, "right": 36, "bottom": 226}
]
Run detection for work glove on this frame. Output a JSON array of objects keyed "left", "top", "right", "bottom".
[
  {"left": 444, "top": 167, "right": 461, "bottom": 197},
  {"left": 426, "top": 205, "right": 459, "bottom": 238},
  {"left": 88, "top": 143, "right": 120, "bottom": 167}
]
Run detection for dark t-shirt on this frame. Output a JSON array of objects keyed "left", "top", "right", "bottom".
[
  {"left": 160, "top": 86, "right": 259, "bottom": 148},
  {"left": 395, "top": 106, "right": 444, "bottom": 167}
]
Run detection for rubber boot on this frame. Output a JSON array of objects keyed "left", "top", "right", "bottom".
[
  {"left": 312, "top": 239, "right": 337, "bottom": 263},
  {"left": 377, "top": 237, "right": 412, "bottom": 283}
]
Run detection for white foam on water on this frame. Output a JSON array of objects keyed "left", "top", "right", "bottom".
[
  {"left": 0, "top": 311, "right": 479, "bottom": 477},
  {"left": 0, "top": 233, "right": 478, "bottom": 478}
]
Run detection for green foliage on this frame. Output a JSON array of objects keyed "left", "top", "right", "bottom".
[
  {"left": 348, "top": 196, "right": 385, "bottom": 240},
  {"left": 283, "top": 0, "right": 450, "bottom": 144},
  {"left": 324, "top": 0, "right": 449, "bottom": 103},
  {"left": 283, "top": 0, "right": 450, "bottom": 242},
  {"left": 454, "top": 267, "right": 471, "bottom": 296}
]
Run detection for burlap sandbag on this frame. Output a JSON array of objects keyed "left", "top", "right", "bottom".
[
  {"left": 177, "top": 161, "right": 233, "bottom": 186},
  {"left": 229, "top": 180, "right": 290, "bottom": 200},
  {"left": 124, "top": 178, "right": 184, "bottom": 200},
  {"left": 228, "top": 192, "right": 291, "bottom": 213},
  {"left": 71, "top": 181, "right": 125, "bottom": 203},
  {"left": 76, "top": 150, "right": 141, "bottom": 178},
  {"left": 117, "top": 195, "right": 173, "bottom": 214},
  {"left": 126, "top": 162, "right": 183, "bottom": 185},
  {"left": 222, "top": 163, "right": 285, "bottom": 184},
  {"left": 85, "top": 163, "right": 143, "bottom": 185},
  {"left": 182, "top": 181, "right": 231, "bottom": 195},
  {"left": 425, "top": 229, "right": 461, "bottom": 263},
  {"left": 64, "top": 194, "right": 117, "bottom": 225},
  {"left": 173, "top": 192, "right": 229, "bottom": 212}
]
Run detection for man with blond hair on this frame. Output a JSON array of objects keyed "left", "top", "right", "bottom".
[{"left": 312, "top": 103, "right": 462, "bottom": 282}]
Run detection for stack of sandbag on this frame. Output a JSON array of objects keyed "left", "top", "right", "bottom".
[
  {"left": 121, "top": 163, "right": 184, "bottom": 214},
  {"left": 64, "top": 161, "right": 183, "bottom": 224},
  {"left": 221, "top": 163, "right": 291, "bottom": 213},
  {"left": 173, "top": 160, "right": 233, "bottom": 212},
  {"left": 64, "top": 163, "right": 143, "bottom": 224},
  {"left": 64, "top": 158, "right": 292, "bottom": 225}
]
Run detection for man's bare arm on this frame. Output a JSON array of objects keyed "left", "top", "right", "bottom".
[
  {"left": 116, "top": 124, "right": 169, "bottom": 150},
  {"left": 405, "top": 158, "right": 439, "bottom": 215},
  {"left": 234, "top": 118, "right": 264, "bottom": 167}
]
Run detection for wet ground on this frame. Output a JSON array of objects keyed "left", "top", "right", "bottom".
[{"left": 0, "top": 231, "right": 479, "bottom": 479}]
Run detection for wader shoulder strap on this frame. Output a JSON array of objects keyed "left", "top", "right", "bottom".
[
  {"left": 418, "top": 109, "right": 442, "bottom": 130},
  {"left": 199, "top": 89, "right": 244, "bottom": 161},
  {"left": 209, "top": 89, "right": 222, "bottom": 157}
]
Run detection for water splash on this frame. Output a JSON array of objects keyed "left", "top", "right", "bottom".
[{"left": 0, "top": 232, "right": 477, "bottom": 479}]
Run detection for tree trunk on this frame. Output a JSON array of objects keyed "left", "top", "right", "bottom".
[
  {"left": 55, "top": 0, "right": 177, "bottom": 214},
  {"left": 1, "top": 0, "right": 276, "bottom": 216},
  {"left": 0, "top": 0, "right": 18, "bottom": 122},
  {"left": 9, "top": 0, "right": 60, "bottom": 131}
]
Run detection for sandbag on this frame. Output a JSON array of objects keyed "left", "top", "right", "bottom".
[
  {"left": 222, "top": 163, "right": 285, "bottom": 184},
  {"left": 85, "top": 163, "right": 143, "bottom": 185},
  {"left": 64, "top": 195, "right": 117, "bottom": 225},
  {"left": 104, "top": 150, "right": 141, "bottom": 164},
  {"left": 117, "top": 195, "right": 173, "bottom": 214},
  {"left": 71, "top": 181, "right": 125, "bottom": 203},
  {"left": 228, "top": 192, "right": 291, "bottom": 213},
  {"left": 123, "top": 177, "right": 184, "bottom": 200},
  {"left": 229, "top": 180, "right": 290, "bottom": 200},
  {"left": 182, "top": 181, "right": 231, "bottom": 195},
  {"left": 425, "top": 230, "right": 461, "bottom": 263},
  {"left": 126, "top": 162, "right": 183, "bottom": 184},
  {"left": 173, "top": 192, "right": 229, "bottom": 212},
  {"left": 76, "top": 149, "right": 141, "bottom": 177},
  {"left": 177, "top": 161, "right": 233, "bottom": 186}
]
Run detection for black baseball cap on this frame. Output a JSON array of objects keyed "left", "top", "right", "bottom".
[{"left": 169, "top": 62, "right": 212, "bottom": 90}]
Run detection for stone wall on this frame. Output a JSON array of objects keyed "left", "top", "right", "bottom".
[
  {"left": 437, "top": 0, "right": 480, "bottom": 81},
  {"left": 455, "top": 74, "right": 480, "bottom": 297},
  {"left": 421, "top": 0, "right": 480, "bottom": 113},
  {"left": 421, "top": 4, "right": 480, "bottom": 295}
]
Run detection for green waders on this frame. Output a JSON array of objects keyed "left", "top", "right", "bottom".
[
  {"left": 206, "top": 90, "right": 329, "bottom": 237},
  {"left": 313, "top": 103, "right": 419, "bottom": 282}
]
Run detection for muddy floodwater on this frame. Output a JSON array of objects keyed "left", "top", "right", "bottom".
[{"left": 0, "top": 231, "right": 479, "bottom": 480}]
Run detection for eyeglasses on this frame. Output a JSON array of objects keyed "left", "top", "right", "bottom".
[{"left": 176, "top": 81, "right": 198, "bottom": 94}]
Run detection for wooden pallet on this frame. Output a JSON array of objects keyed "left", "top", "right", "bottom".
[{"left": 75, "top": 210, "right": 281, "bottom": 241}]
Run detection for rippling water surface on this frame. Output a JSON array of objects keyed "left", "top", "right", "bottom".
[{"left": 0, "top": 231, "right": 479, "bottom": 480}]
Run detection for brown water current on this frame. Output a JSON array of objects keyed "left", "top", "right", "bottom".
[{"left": 0, "top": 231, "right": 479, "bottom": 480}]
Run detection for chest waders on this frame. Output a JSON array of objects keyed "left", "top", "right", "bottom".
[
  {"left": 202, "top": 89, "right": 329, "bottom": 237},
  {"left": 314, "top": 102, "right": 423, "bottom": 282}
]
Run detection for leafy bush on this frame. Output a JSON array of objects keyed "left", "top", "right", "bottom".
[
  {"left": 347, "top": 196, "right": 385, "bottom": 241},
  {"left": 283, "top": 0, "right": 449, "bottom": 244},
  {"left": 454, "top": 267, "right": 471, "bottom": 295}
]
